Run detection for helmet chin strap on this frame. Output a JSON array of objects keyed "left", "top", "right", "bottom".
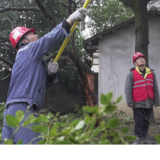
[{"left": 17, "top": 36, "right": 30, "bottom": 50}]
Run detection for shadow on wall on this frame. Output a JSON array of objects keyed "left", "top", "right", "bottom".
[
  {"left": 0, "top": 73, "right": 98, "bottom": 114},
  {"left": 43, "top": 73, "right": 98, "bottom": 114},
  {"left": 0, "top": 78, "right": 10, "bottom": 102}
]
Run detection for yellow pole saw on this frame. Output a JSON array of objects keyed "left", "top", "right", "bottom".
[{"left": 54, "top": 0, "right": 91, "bottom": 62}]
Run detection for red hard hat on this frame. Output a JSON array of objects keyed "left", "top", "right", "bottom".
[
  {"left": 10, "top": 27, "right": 35, "bottom": 49},
  {"left": 133, "top": 52, "right": 145, "bottom": 64}
]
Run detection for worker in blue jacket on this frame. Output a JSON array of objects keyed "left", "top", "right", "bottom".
[{"left": 1, "top": 8, "right": 87, "bottom": 144}]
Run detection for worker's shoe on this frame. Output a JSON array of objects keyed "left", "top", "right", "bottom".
[
  {"left": 141, "top": 135, "right": 153, "bottom": 144},
  {"left": 133, "top": 137, "right": 141, "bottom": 144}
]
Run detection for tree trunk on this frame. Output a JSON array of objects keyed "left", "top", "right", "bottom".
[
  {"left": 67, "top": 1, "right": 96, "bottom": 107},
  {"left": 66, "top": 48, "right": 96, "bottom": 107},
  {"left": 119, "top": 0, "right": 151, "bottom": 66},
  {"left": 133, "top": 1, "right": 149, "bottom": 67}
]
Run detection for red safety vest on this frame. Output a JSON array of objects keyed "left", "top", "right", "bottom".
[{"left": 132, "top": 69, "right": 154, "bottom": 102}]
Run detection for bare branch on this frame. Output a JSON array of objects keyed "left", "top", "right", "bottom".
[
  {"left": 0, "top": 63, "right": 12, "bottom": 72},
  {"left": 71, "top": 0, "right": 77, "bottom": 11},
  {"left": 6, "top": 17, "right": 14, "bottom": 30},
  {"left": 0, "top": 7, "right": 40, "bottom": 13},
  {"left": 0, "top": 17, "right": 14, "bottom": 29},
  {"left": 0, "top": 37, "right": 9, "bottom": 42},
  {"left": 44, "top": 51, "right": 58, "bottom": 62},
  {"left": 44, "top": 50, "right": 70, "bottom": 62},
  {"left": 0, "top": 19, "right": 8, "bottom": 23},
  {"left": 57, "top": 0, "right": 69, "bottom": 8},
  {"left": 0, "top": 43, "right": 12, "bottom": 47},
  {"left": 68, "top": 0, "right": 72, "bottom": 15},
  {"left": 58, "top": 56, "right": 71, "bottom": 63},
  {"left": 0, "top": 56, "right": 13, "bottom": 67},
  {"left": 1, "top": 73, "right": 11, "bottom": 81},
  {"left": 34, "top": 0, "right": 57, "bottom": 27}
]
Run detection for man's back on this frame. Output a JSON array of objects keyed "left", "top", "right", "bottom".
[{"left": 6, "top": 45, "right": 47, "bottom": 109}]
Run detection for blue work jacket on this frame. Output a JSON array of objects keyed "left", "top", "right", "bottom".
[{"left": 6, "top": 22, "right": 70, "bottom": 109}]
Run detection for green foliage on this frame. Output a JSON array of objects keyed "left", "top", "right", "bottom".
[
  {"left": 107, "top": 118, "right": 119, "bottom": 129},
  {"left": 0, "top": 92, "right": 137, "bottom": 144},
  {"left": 87, "top": 0, "right": 134, "bottom": 36},
  {"left": 124, "top": 136, "right": 137, "bottom": 141},
  {"left": 5, "top": 115, "right": 19, "bottom": 128},
  {"left": 16, "top": 110, "right": 24, "bottom": 123},
  {"left": 155, "top": 135, "right": 160, "bottom": 144},
  {"left": 1, "top": 94, "right": 158, "bottom": 144},
  {"left": 121, "top": 126, "right": 129, "bottom": 134}
]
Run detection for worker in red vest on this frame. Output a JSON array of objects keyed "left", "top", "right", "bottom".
[{"left": 125, "top": 52, "right": 159, "bottom": 144}]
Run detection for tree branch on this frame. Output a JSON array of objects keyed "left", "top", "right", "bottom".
[
  {"left": 0, "top": 37, "right": 10, "bottom": 42},
  {"left": 58, "top": 56, "right": 71, "bottom": 63},
  {"left": 71, "top": 0, "right": 77, "bottom": 11},
  {"left": 1, "top": 73, "right": 11, "bottom": 81},
  {"left": 57, "top": 0, "right": 69, "bottom": 8},
  {"left": 6, "top": 17, "right": 14, "bottom": 29},
  {"left": 0, "top": 17, "right": 14, "bottom": 29},
  {"left": 66, "top": 48, "right": 96, "bottom": 106},
  {"left": 0, "top": 56, "right": 13, "bottom": 67},
  {"left": 34, "top": 0, "right": 57, "bottom": 27},
  {"left": 0, "top": 7, "right": 40, "bottom": 13},
  {"left": 44, "top": 50, "right": 71, "bottom": 63},
  {"left": 0, "top": 63, "right": 12, "bottom": 72},
  {"left": 118, "top": 0, "right": 135, "bottom": 9},
  {"left": 0, "top": 43, "right": 12, "bottom": 47},
  {"left": 0, "top": 19, "right": 7, "bottom": 23},
  {"left": 44, "top": 51, "right": 58, "bottom": 62}
]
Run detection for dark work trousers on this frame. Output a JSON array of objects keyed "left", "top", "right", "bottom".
[
  {"left": 2, "top": 103, "right": 41, "bottom": 144},
  {"left": 133, "top": 108, "right": 152, "bottom": 138}
]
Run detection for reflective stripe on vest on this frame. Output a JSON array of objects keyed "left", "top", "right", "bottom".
[{"left": 132, "top": 70, "right": 154, "bottom": 102}]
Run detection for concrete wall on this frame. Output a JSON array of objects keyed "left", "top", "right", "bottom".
[{"left": 99, "top": 15, "right": 160, "bottom": 119}]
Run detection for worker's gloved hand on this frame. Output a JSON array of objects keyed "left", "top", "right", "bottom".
[
  {"left": 48, "top": 59, "right": 59, "bottom": 75},
  {"left": 69, "top": 8, "right": 87, "bottom": 23}
]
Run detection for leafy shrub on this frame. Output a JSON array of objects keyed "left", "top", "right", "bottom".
[{"left": 0, "top": 93, "right": 137, "bottom": 144}]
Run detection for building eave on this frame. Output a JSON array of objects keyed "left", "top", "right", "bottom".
[{"left": 83, "top": 10, "right": 160, "bottom": 55}]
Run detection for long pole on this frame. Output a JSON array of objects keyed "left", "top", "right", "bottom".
[{"left": 54, "top": 0, "right": 90, "bottom": 62}]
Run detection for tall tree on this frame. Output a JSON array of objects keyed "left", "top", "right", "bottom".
[{"left": 118, "top": 0, "right": 154, "bottom": 67}]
